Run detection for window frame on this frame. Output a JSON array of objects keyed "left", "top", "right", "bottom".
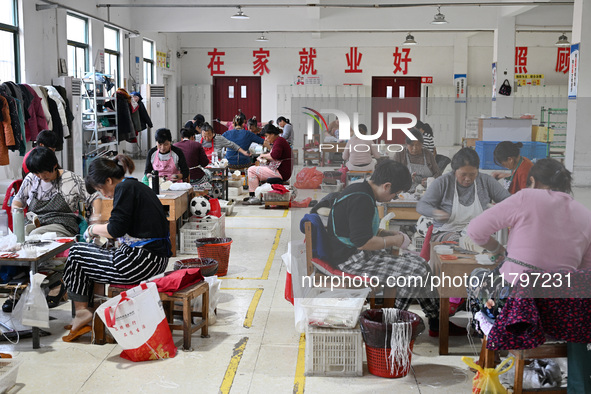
[
  {"left": 0, "top": 0, "right": 20, "bottom": 82},
  {"left": 104, "top": 25, "right": 120, "bottom": 86},
  {"left": 143, "top": 38, "right": 154, "bottom": 84},
  {"left": 66, "top": 13, "right": 89, "bottom": 78}
]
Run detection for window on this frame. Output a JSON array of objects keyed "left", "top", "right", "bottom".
[
  {"left": 67, "top": 13, "right": 88, "bottom": 78},
  {"left": 0, "top": 0, "right": 19, "bottom": 82},
  {"left": 143, "top": 39, "right": 154, "bottom": 84},
  {"left": 104, "top": 26, "right": 120, "bottom": 86}
]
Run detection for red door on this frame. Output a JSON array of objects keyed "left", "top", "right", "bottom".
[
  {"left": 371, "top": 77, "right": 421, "bottom": 145},
  {"left": 213, "top": 76, "right": 261, "bottom": 134}
]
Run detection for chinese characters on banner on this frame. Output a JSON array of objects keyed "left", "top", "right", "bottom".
[
  {"left": 345, "top": 47, "right": 363, "bottom": 73},
  {"left": 207, "top": 48, "right": 225, "bottom": 76},
  {"left": 299, "top": 47, "right": 317, "bottom": 75},
  {"left": 393, "top": 47, "right": 411, "bottom": 75},
  {"left": 252, "top": 48, "right": 270, "bottom": 76},
  {"left": 515, "top": 47, "right": 528, "bottom": 74},
  {"left": 454, "top": 74, "right": 467, "bottom": 103},
  {"left": 568, "top": 43, "right": 579, "bottom": 99},
  {"left": 556, "top": 47, "right": 570, "bottom": 74}
]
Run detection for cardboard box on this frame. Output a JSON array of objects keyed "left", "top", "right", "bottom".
[
  {"left": 478, "top": 118, "right": 532, "bottom": 141},
  {"left": 464, "top": 138, "right": 478, "bottom": 147},
  {"left": 531, "top": 125, "right": 553, "bottom": 142}
]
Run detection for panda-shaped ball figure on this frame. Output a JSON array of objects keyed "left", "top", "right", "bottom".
[{"left": 190, "top": 196, "right": 211, "bottom": 217}]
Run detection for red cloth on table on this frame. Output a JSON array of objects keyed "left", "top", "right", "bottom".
[
  {"left": 419, "top": 225, "right": 434, "bottom": 261},
  {"left": 151, "top": 268, "right": 204, "bottom": 296}
]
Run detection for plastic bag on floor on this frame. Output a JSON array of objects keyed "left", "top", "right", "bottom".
[
  {"left": 463, "top": 356, "right": 514, "bottom": 394},
  {"left": 293, "top": 167, "right": 323, "bottom": 189},
  {"left": 96, "top": 282, "right": 177, "bottom": 362},
  {"left": 13, "top": 272, "right": 49, "bottom": 328},
  {"left": 500, "top": 359, "right": 563, "bottom": 390},
  {"left": 254, "top": 183, "right": 273, "bottom": 199},
  {"left": 283, "top": 240, "right": 309, "bottom": 333},
  {"left": 192, "top": 275, "right": 221, "bottom": 325}
]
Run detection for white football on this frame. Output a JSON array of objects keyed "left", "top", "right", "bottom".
[
  {"left": 190, "top": 196, "right": 211, "bottom": 217},
  {"left": 416, "top": 215, "right": 434, "bottom": 237}
]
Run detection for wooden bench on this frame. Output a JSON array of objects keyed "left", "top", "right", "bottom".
[{"left": 93, "top": 281, "right": 210, "bottom": 351}]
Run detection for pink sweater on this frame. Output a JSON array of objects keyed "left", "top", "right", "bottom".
[{"left": 467, "top": 188, "right": 591, "bottom": 276}]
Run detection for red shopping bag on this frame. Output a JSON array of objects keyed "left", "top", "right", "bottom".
[{"left": 97, "top": 282, "right": 177, "bottom": 362}]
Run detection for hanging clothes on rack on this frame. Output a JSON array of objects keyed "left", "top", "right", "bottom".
[
  {"left": 29, "top": 84, "right": 53, "bottom": 131},
  {"left": 0, "top": 85, "right": 22, "bottom": 154},
  {"left": 45, "top": 85, "right": 70, "bottom": 139},
  {"left": 0, "top": 95, "right": 16, "bottom": 165},
  {"left": 53, "top": 85, "right": 75, "bottom": 132},
  {"left": 22, "top": 84, "right": 48, "bottom": 141}
]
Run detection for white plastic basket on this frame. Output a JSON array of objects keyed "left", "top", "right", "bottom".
[
  {"left": 262, "top": 191, "right": 291, "bottom": 202},
  {"left": 180, "top": 214, "right": 226, "bottom": 254},
  {"left": 305, "top": 325, "right": 363, "bottom": 377},
  {"left": 0, "top": 359, "right": 21, "bottom": 393},
  {"left": 301, "top": 287, "right": 370, "bottom": 329},
  {"left": 412, "top": 235, "right": 425, "bottom": 251},
  {"left": 320, "top": 182, "right": 343, "bottom": 193}
]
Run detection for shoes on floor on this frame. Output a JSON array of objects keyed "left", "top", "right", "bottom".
[
  {"left": 2, "top": 297, "right": 18, "bottom": 313},
  {"left": 47, "top": 282, "right": 68, "bottom": 308},
  {"left": 449, "top": 298, "right": 467, "bottom": 316},
  {"left": 243, "top": 197, "right": 262, "bottom": 205},
  {"left": 62, "top": 325, "right": 92, "bottom": 342}
]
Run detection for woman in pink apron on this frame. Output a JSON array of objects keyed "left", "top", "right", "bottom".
[{"left": 144, "top": 128, "right": 190, "bottom": 182}]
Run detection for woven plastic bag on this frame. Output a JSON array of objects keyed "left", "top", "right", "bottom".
[{"left": 462, "top": 356, "right": 514, "bottom": 394}]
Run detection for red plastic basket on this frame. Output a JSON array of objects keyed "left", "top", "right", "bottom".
[
  {"left": 365, "top": 340, "right": 414, "bottom": 378},
  {"left": 195, "top": 238, "right": 233, "bottom": 277}
]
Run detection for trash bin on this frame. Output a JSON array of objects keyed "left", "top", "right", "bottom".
[
  {"left": 360, "top": 309, "right": 425, "bottom": 378},
  {"left": 195, "top": 238, "right": 233, "bottom": 277}
]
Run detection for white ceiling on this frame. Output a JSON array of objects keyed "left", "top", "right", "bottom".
[{"left": 92, "top": 1, "right": 574, "bottom": 34}]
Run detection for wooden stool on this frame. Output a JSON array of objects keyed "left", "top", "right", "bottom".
[
  {"left": 479, "top": 338, "right": 567, "bottom": 394},
  {"left": 292, "top": 149, "right": 299, "bottom": 165},
  {"left": 303, "top": 150, "right": 321, "bottom": 166},
  {"left": 93, "top": 281, "right": 210, "bottom": 351},
  {"left": 346, "top": 170, "right": 372, "bottom": 186}
]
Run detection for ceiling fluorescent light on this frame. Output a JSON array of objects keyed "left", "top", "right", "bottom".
[
  {"left": 231, "top": 6, "right": 249, "bottom": 20},
  {"left": 256, "top": 33, "right": 268, "bottom": 42},
  {"left": 403, "top": 32, "right": 417, "bottom": 46},
  {"left": 556, "top": 33, "right": 570, "bottom": 47},
  {"left": 431, "top": 5, "right": 448, "bottom": 25}
]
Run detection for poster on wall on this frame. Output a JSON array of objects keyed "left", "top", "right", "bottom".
[
  {"left": 568, "top": 43, "right": 579, "bottom": 99},
  {"left": 156, "top": 51, "right": 167, "bottom": 68},
  {"left": 492, "top": 62, "right": 497, "bottom": 101},
  {"left": 293, "top": 75, "right": 323, "bottom": 85},
  {"left": 454, "top": 74, "right": 467, "bottom": 103},
  {"left": 515, "top": 74, "right": 544, "bottom": 86}
]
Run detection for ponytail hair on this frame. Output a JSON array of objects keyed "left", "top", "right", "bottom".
[
  {"left": 247, "top": 116, "right": 258, "bottom": 128},
  {"left": 277, "top": 116, "right": 290, "bottom": 124},
  {"left": 494, "top": 141, "right": 522, "bottom": 167},
  {"left": 86, "top": 154, "right": 135, "bottom": 192},
  {"left": 526, "top": 158, "right": 572, "bottom": 194},
  {"left": 233, "top": 114, "right": 245, "bottom": 128}
]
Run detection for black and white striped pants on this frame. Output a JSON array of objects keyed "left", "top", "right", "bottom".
[{"left": 63, "top": 243, "right": 168, "bottom": 302}]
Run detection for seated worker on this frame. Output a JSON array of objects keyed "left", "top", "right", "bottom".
[
  {"left": 417, "top": 148, "right": 510, "bottom": 243},
  {"left": 184, "top": 114, "right": 205, "bottom": 135},
  {"left": 490, "top": 141, "right": 533, "bottom": 194},
  {"left": 62, "top": 155, "right": 170, "bottom": 342},
  {"left": 174, "top": 128, "right": 209, "bottom": 184},
  {"left": 276, "top": 116, "right": 293, "bottom": 146},
  {"left": 224, "top": 115, "right": 268, "bottom": 169},
  {"left": 393, "top": 128, "right": 442, "bottom": 193},
  {"left": 343, "top": 123, "right": 380, "bottom": 172},
  {"left": 243, "top": 124, "right": 292, "bottom": 205},
  {"left": 247, "top": 117, "right": 266, "bottom": 138},
  {"left": 144, "top": 128, "right": 190, "bottom": 182},
  {"left": 325, "top": 119, "right": 339, "bottom": 142},
  {"left": 198, "top": 122, "right": 250, "bottom": 163},
  {"left": 327, "top": 159, "right": 465, "bottom": 337},
  {"left": 416, "top": 121, "right": 437, "bottom": 156},
  {"left": 12, "top": 147, "right": 101, "bottom": 237},
  {"left": 22, "top": 129, "right": 58, "bottom": 177}
]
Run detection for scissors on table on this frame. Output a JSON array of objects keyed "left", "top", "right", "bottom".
[{"left": 0, "top": 252, "right": 18, "bottom": 259}]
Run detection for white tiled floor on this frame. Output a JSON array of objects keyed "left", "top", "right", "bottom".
[{"left": 2, "top": 155, "right": 590, "bottom": 393}]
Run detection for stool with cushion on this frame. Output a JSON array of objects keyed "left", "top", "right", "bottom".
[
  {"left": 302, "top": 216, "right": 396, "bottom": 308},
  {"left": 93, "top": 281, "right": 210, "bottom": 351},
  {"left": 265, "top": 177, "right": 289, "bottom": 185}
]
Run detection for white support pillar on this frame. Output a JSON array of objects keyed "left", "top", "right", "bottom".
[
  {"left": 453, "top": 34, "right": 468, "bottom": 145},
  {"left": 492, "top": 16, "right": 515, "bottom": 117},
  {"left": 565, "top": 0, "right": 591, "bottom": 185}
]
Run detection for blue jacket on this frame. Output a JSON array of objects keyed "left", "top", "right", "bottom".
[
  {"left": 223, "top": 129, "right": 264, "bottom": 165},
  {"left": 299, "top": 213, "right": 331, "bottom": 261}
]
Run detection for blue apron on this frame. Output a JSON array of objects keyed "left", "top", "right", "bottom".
[{"left": 330, "top": 192, "right": 380, "bottom": 248}]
